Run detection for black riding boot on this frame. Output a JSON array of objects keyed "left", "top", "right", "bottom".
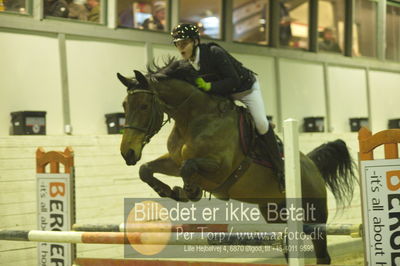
[{"left": 260, "top": 127, "right": 285, "bottom": 191}]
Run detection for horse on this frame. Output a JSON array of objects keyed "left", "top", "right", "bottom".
[{"left": 117, "top": 58, "right": 357, "bottom": 264}]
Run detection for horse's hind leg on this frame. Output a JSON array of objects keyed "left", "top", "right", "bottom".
[
  {"left": 309, "top": 200, "right": 331, "bottom": 264},
  {"left": 259, "top": 201, "right": 331, "bottom": 265},
  {"left": 139, "top": 153, "right": 190, "bottom": 202},
  {"left": 258, "top": 203, "right": 290, "bottom": 262},
  {"left": 312, "top": 231, "right": 330, "bottom": 264}
]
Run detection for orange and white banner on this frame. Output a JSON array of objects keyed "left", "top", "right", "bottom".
[
  {"left": 37, "top": 173, "right": 73, "bottom": 266},
  {"left": 360, "top": 159, "right": 400, "bottom": 266}
]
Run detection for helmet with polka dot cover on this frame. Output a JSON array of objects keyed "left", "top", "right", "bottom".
[{"left": 171, "top": 23, "right": 200, "bottom": 42}]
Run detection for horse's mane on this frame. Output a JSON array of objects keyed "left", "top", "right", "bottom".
[
  {"left": 146, "top": 56, "right": 198, "bottom": 86},
  {"left": 145, "top": 56, "right": 231, "bottom": 107}
]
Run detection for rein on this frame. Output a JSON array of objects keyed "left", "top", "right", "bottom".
[{"left": 160, "top": 89, "right": 197, "bottom": 117}]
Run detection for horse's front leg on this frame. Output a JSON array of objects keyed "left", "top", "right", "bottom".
[
  {"left": 139, "top": 153, "right": 194, "bottom": 202},
  {"left": 180, "top": 158, "right": 220, "bottom": 201}
]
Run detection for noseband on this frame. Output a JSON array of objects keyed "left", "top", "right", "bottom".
[{"left": 124, "top": 89, "right": 167, "bottom": 144}]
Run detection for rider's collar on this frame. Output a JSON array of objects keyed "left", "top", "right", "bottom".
[{"left": 189, "top": 46, "right": 200, "bottom": 71}]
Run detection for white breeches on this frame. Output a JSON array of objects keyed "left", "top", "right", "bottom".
[{"left": 231, "top": 79, "right": 269, "bottom": 135}]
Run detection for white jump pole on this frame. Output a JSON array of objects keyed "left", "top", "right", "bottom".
[{"left": 283, "top": 118, "right": 304, "bottom": 266}]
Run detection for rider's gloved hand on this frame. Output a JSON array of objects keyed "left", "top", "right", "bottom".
[{"left": 195, "top": 77, "right": 211, "bottom": 91}]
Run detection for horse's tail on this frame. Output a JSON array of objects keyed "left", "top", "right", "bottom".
[{"left": 307, "top": 139, "right": 357, "bottom": 208}]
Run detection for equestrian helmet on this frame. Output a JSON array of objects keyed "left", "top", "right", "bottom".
[{"left": 171, "top": 24, "right": 200, "bottom": 42}]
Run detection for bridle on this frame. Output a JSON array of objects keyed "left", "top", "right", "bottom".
[
  {"left": 124, "top": 89, "right": 167, "bottom": 145},
  {"left": 123, "top": 86, "right": 197, "bottom": 144}
]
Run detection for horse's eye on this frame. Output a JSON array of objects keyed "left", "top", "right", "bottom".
[{"left": 140, "top": 104, "right": 148, "bottom": 110}]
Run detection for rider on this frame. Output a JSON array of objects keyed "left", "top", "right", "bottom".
[{"left": 171, "top": 23, "right": 285, "bottom": 187}]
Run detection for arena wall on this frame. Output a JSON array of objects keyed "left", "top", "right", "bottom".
[{"left": 0, "top": 32, "right": 64, "bottom": 135}]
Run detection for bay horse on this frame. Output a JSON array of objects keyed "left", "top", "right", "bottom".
[{"left": 117, "top": 59, "right": 356, "bottom": 264}]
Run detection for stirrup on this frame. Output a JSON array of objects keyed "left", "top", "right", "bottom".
[{"left": 279, "top": 181, "right": 285, "bottom": 194}]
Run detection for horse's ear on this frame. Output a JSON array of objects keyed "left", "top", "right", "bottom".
[
  {"left": 117, "top": 73, "right": 135, "bottom": 88},
  {"left": 134, "top": 70, "right": 149, "bottom": 89}
]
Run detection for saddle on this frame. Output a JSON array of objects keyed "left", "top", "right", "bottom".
[
  {"left": 209, "top": 102, "right": 284, "bottom": 196},
  {"left": 237, "top": 106, "right": 284, "bottom": 168}
]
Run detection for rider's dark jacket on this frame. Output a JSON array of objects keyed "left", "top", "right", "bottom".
[{"left": 197, "top": 42, "right": 256, "bottom": 96}]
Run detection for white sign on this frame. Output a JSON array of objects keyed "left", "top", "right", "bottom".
[
  {"left": 37, "top": 173, "right": 73, "bottom": 266},
  {"left": 360, "top": 159, "right": 400, "bottom": 266}
]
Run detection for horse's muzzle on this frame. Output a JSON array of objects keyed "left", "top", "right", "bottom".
[{"left": 122, "top": 149, "right": 137, "bottom": 166}]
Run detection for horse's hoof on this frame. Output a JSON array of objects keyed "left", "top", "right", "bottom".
[
  {"left": 186, "top": 186, "right": 202, "bottom": 202},
  {"left": 172, "top": 186, "right": 189, "bottom": 202},
  {"left": 316, "top": 257, "right": 331, "bottom": 265}
]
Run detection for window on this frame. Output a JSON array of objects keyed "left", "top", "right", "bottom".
[
  {"left": 1, "top": 0, "right": 28, "bottom": 14},
  {"left": 281, "top": 0, "right": 309, "bottom": 49},
  {"left": 386, "top": 4, "right": 400, "bottom": 61},
  {"left": 117, "top": 0, "right": 167, "bottom": 31},
  {"left": 354, "top": 0, "right": 376, "bottom": 57},
  {"left": 43, "top": 0, "right": 101, "bottom": 23},
  {"left": 178, "top": 0, "right": 222, "bottom": 39},
  {"left": 318, "top": 0, "right": 344, "bottom": 54},
  {"left": 233, "top": 0, "right": 269, "bottom": 45}
]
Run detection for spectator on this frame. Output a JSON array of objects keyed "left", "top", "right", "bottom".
[
  {"left": 86, "top": 0, "right": 99, "bottom": 23},
  {"left": 319, "top": 27, "right": 341, "bottom": 53},
  {"left": 3, "top": 0, "right": 26, "bottom": 13},
  {"left": 142, "top": 1, "right": 165, "bottom": 31},
  {"left": 119, "top": 6, "right": 134, "bottom": 28},
  {"left": 44, "top": 0, "right": 69, "bottom": 18},
  {"left": 66, "top": 0, "right": 87, "bottom": 20},
  {"left": 279, "top": 1, "right": 292, "bottom": 46}
]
